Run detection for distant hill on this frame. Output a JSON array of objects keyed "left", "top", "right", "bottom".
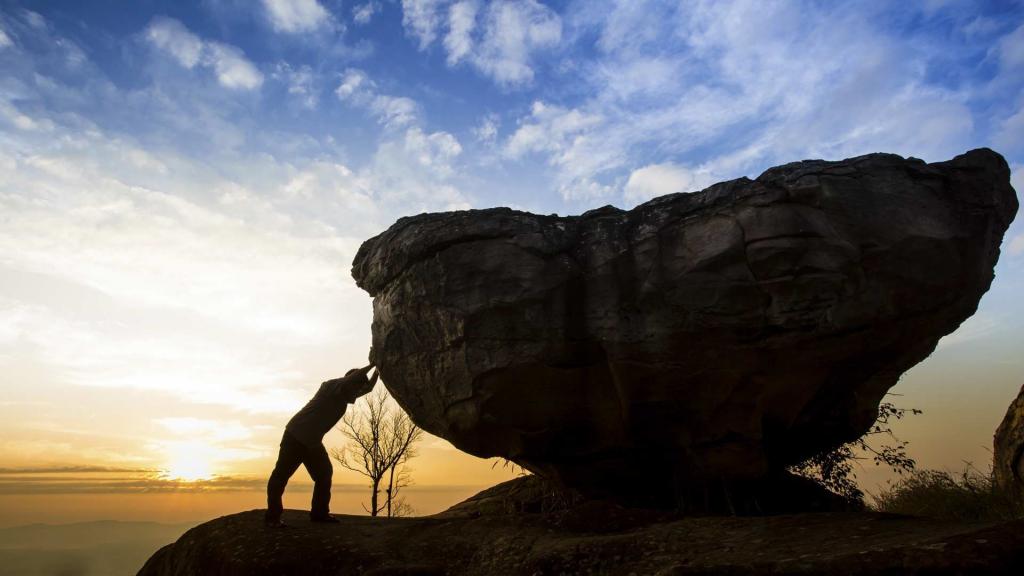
[{"left": 0, "top": 520, "right": 197, "bottom": 576}]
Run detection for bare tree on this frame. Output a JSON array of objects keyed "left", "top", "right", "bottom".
[
  {"left": 384, "top": 460, "right": 415, "bottom": 517},
  {"left": 331, "top": 386, "right": 423, "bottom": 517}
]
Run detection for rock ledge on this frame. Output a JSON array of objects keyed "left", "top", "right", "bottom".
[{"left": 139, "top": 479, "right": 1024, "bottom": 575}]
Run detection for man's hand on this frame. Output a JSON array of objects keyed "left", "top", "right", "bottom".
[{"left": 355, "top": 368, "right": 378, "bottom": 397}]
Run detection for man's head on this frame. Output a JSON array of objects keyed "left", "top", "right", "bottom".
[{"left": 344, "top": 364, "right": 378, "bottom": 401}]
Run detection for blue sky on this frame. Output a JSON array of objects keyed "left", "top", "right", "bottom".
[
  {"left": 6, "top": 0, "right": 1024, "bottom": 213},
  {"left": 1, "top": 0, "right": 1023, "bottom": 515}
]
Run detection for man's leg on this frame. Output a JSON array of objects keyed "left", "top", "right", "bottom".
[
  {"left": 303, "top": 442, "right": 334, "bottom": 521},
  {"left": 266, "top": 432, "right": 304, "bottom": 523}
]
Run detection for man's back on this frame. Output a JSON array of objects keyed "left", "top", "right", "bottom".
[{"left": 286, "top": 379, "right": 351, "bottom": 446}]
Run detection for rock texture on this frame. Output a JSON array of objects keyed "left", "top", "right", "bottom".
[
  {"left": 353, "top": 149, "right": 1018, "bottom": 505},
  {"left": 995, "top": 384, "right": 1024, "bottom": 501},
  {"left": 138, "top": 479, "right": 1024, "bottom": 576}
]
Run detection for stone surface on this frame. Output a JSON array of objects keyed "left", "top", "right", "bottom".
[
  {"left": 353, "top": 149, "right": 1018, "bottom": 505},
  {"left": 995, "top": 384, "right": 1024, "bottom": 500},
  {"left": 138, "top": 479, "right": 1024, "bottom": 576}
]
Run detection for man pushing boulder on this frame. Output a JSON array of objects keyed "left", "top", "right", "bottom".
[{"left": 265, "top": 363, "right": 378, "bottom": 526}]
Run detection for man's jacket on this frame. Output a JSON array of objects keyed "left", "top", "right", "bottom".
[{"left": 286, "top": 373, "right": 366, "bottom": 447}]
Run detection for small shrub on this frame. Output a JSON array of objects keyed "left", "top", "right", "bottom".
[
  {"left": 871, "top": 466, "right": 1023, "bottom": 522},
  {"left": 789, "top": 400, "right": 921, "bottom": 502}
]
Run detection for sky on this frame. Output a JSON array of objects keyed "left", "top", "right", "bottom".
[{"left": 0, "top": 0, "right": 1023, "bottom": 526}]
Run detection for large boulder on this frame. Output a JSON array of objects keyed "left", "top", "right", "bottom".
[
  {"left": 995, "top": 384, "right": 1024, "bottom": 501},
  {"left": 353, "top": 149, "right": 1017, "bottom": 507}
]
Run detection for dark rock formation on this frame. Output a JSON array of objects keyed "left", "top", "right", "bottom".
[
  {"left": 995, "top": 384, "right": 1024, "bottom": 501},
  {"left": 138, "top": 479, "right": 1024, "bottom": 575},
  {"left": 353, "top": 149, "right": 1018, "bottom": 506}
]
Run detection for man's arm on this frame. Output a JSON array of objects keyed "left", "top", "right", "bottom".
[
  {"left": 350, "top": 367, "right": 378, "bottom": 399},
  {"left": 324, "top": 364, "right": 377, "bottom": 398}
]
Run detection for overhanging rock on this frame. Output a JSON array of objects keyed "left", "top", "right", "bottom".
[{"left": 353, "top": 149, "right": 1017, "bottom": 507}]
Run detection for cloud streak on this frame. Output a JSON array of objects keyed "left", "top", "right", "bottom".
[
  {"left": 0, "top": 466, "right": 155, "bottom": 475},
  {"left": 352, "top": 2, "right": 382, "bottom": 25},
  {"left": 0, "top": 468, "right": 492, "bottom": 494},
  {"left": 493, "top": 0, "right": 987, "bottom": 202},
  {"left": 261, "top": 0, "right": 332, "bottom": 33},
  {"left": 336, "top": 68, "right": 420, "bottom": 128},
  {"left": 145, "top": 17, "right": 263, "bottom": 90},
  {"left": 403, "top": 0, "right": 562, "bottom": 87}
]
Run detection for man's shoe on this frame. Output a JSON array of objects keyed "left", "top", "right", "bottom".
[
  {"left": 310, "top": 514, "right": 340, "bottom": 523},
  {"left": 264, "top": 515, "right": 288, "bottom": 528}
]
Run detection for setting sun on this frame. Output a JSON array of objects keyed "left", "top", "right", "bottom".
[
  {"left": 163, "top": 461, "right": 213, "bottom": 483},
  {"left": 162, "top": 443, "right": 217, "bottom": 482}
]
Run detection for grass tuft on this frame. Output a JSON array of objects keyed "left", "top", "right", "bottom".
[{"left": 871, "top": 466, "right": 1023, "bottom": 522}]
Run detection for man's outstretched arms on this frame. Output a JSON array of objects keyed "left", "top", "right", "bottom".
[{"left": 322, "top": 364, "right": 378, "bottom": 401}]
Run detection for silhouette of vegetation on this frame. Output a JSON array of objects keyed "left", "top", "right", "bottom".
[
  {"left": 332, "top": 387, "right": 424, "bottom": 517},
  {"left": 492, "top": 457, "right": 527, "bottom": 476},
  {"left": 789, "top": 399, "right": 922, "bottom": 501},
  {"left": 872, "top": 465, "right": 1024, "bottom": 521}
]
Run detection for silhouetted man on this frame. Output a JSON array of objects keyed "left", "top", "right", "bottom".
[{"left": 265, "top": 364, "right": 377, "bottom": 526}]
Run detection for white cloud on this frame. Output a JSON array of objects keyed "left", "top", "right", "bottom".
[
  {"left": 473, "top": 0, "right": 561, "bottom": 86},
  {"left": 335, "top": 67, "right": 370, "bottom": 98},
  {"left": 997, "top": 22, "right": 1024, "bottom": 71},
  {"left": 372, "top": 96, "right": 419, "bottom": 128},
  {"left": 499, "top": 0, "right": 977, "bottom": 202},
  {"left": 0, "top": 100, "right": 53, "bottom": 132},
  {"left": 962, "top": 16, "right": 1000, "bottom": 37},
  {"left": 335, "top": 68, "right": 420, "bottom": 128},
  {"left": 596, "top": 56, "right": 681, "bottom": 100},
  {"left": 0, "top": 294, "right": 311, "bottom": 415},
  {"left": 205, "top": 42, "right": 264, "bottom": 90},
  {"left": 402, "top": 0, "right": 561, "bottom": 87},
  {"left": 155, "top": 417, "right": 253, "bottom": 442},
  {"left": 504, "top": 101, "right": 612, "bottom": 198},
  {"left": 444, "top": 1, "right": 478, "bottom": 65},
  {"left": 505, "top": 101, "right": 601, "bottom": 158},
  {"left": 1009, "top": 234, "right": 1024, "bottom": 256},
  {"left": 0, "top": 115, "right": 388, "bottom": 415},
  {"left": 273, "top": 63, "right": 318, "bottom": 108},
  {"left": 366, "top": 127, "right": 470, "bottom": 212},
  {"left": 401, "top": 0, "right": 448, "bottom": 49},
  {"left": 23, "top": 10, "right": 45, "bottom": 30},
  {"left": 2, "top": 170, "right": 350, "bottom": 339},
  {"left": 403, "top": 126, "right": 463, "bottom": 175},
  {"left": 623, "top": 163, "right": 712, "bottom": 204},
  {"left": 331, "top": 66, "right": 470, "bottom": 211},
  {"left": 261, "top": 0, "right": 331, "bottom": 33},
  {"left": 144, "top": 17, "right": 263, "bottom": 90},
  {"left": 473, "top": 113, "right": 499, "bottom": 143},
  {"left": 0, "top": 25, "right": 13, "bottom": 48},
  {"left": 995, "top": 100, "right": 1024, "bottom": 153},
  {"left": 145, "top": 17, "right": 203, "bottom": 68},
  {"left": 352, "top": 1, "right": 381, "bottom": 25}
]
